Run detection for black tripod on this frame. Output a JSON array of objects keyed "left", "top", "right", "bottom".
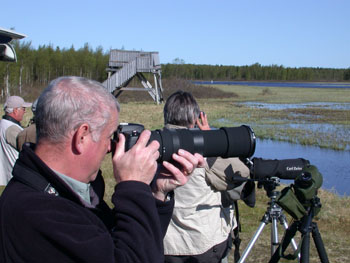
[
  {"left": 269, "top": 197, "right": 329, "bottom": 263},
  {"left": 238, "top": 178, "right": 299, "bottom": 263}
]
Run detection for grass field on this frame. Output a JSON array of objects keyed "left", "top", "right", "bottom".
[
  {"left": 1, "top": 80, "right": 350, "bottom": 262},
  {"left": 114, "top": 81, "right": 350, "bottom": 150},
  {"left": 100, "top": 81, "right": 350, "bottom": 262},
  {"left": 107, "top": 81, "right": 350, "bottom": 262}
]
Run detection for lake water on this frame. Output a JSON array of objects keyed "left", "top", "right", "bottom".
[
  {"left": 194, "top": 80, "right": 350, "bottom": 89},
  {"left": 253, "top": 139, "right": 350, "bottom": 196},
  {"left": 200, "top": 81, "right": 350, "bottom": 196},
  {"left": 234, "top": 102, "right": 350, "bottom": 151},
  {"left": 241, "top": 101, "right": 350, "bottom": 111}
]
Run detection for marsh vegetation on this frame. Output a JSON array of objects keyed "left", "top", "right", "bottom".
[
  {"left": 115, "top": 80, "right": 350, "bottom": 151},
  {"left": 105, "top": 80, "right": 350, "bottom": 262},
  {"left": 1, "top": 79, "right": 349, "bottom": 262}
]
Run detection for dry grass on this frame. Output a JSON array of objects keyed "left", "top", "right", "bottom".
[
  {"left": 109, "top": 81, "right": 350, "bottom": 262},
  {"left": 101, "top": 158, "right": 350, "bottom": 263},
  {"left": 115, "top": 78, "right": 236, "bottom": 103},
  {"left": 232, "top": 186, "right": 350, "bottom": 263},
  {"left": 211, "top": 84, "right": 350, "bottom": 103},
  {"left": 1, "top": 80, "right": 349, "bottom": 262}
]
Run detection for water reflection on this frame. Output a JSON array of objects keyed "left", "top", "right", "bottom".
[
  {"left": 288, "top": 123, "right": 347, "bottom": 135},
  {"left": 214, "top": 119, "right": 350, "bottom": 151},
  {"left": 194, "top": 81, "right": 350, "bottom": 89},
  {"left": 241, "top": 102, "right": 350, "bottom": 110},
  {"left": 253, "top": 139, "right": 350, "bottom": 196}
]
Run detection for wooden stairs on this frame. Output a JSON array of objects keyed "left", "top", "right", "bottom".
[{"left": 102, "top": 49, "right": 163, "bottom": 104}]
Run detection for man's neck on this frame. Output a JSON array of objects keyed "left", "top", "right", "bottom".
[
  {"left": 35, "top": 141, "right": 89, "bottom": 184},
  {"left": 2, "top": 114, "right": 21, "bottom": 126}
]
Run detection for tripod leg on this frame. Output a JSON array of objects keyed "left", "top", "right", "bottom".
[
  {"left": 300, "top": 231, "right": 310, "bottom": 263},
  {"left": 271, "top": 217, "right": 279, "bottom": 256},
  {"left": 280, "top": 216, "right": 299, "bottom": 257},
  {"left": 269, "top": 220, "right": 299, "bottom": 263},
  {"left": 238, "top": 218, "right": 268, "bottom": 263},
  {"left": 311, "top": 222, "right": 329, "bottom": 263}
]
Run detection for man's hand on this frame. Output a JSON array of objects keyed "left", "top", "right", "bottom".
[
  {"left": 196, "top": 111, "right": 210, "bottom": 130},
  {"left": 152, "top": 150, "right": 205, "bottom": 201},
  {"left": 112, "top": 130, "right": 160, "bottom": 184}
]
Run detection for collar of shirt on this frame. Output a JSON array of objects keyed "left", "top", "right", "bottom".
[
  {"left": 2, "top": 114, "right": 21, "bottom": 126},
  {"left": 54, "top": 170, "right": 91, "bottom": 205},
  {"left": 164, "top": 123, "right": 187, "bottom": 129}
]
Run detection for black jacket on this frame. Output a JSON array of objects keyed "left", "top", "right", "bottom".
[{"left": 0, "top": 144, "right": 174, "bottom": 263}]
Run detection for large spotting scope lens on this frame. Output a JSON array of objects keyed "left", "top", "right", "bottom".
[{"left": 114, "top": 123, "right": 256, "bottom": 162}]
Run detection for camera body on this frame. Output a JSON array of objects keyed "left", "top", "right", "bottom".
[
  {"left": 114, "top": 123, "right": 256, "bottom": 162},
  {"left": 115, "top": 123, "right": 145, "bottom": 151}
]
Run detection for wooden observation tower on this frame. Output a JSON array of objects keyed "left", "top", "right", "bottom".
[{"left": 102, "top": 49, "right": 164, "bottom": 104}]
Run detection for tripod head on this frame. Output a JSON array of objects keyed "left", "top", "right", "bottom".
[{"left": 257, "top": 177, "right": 281, "bottom": 199}]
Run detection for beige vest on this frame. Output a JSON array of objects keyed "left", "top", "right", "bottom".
[
  {"left": 163, "top": 124, "right": 250, "bottom": 255},
  {"left": 163, "top": 166, "right": 235, "bottom": 255}
]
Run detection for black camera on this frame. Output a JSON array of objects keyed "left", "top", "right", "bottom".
[
  {"left": 249, "top": 157, "right": 310, "bottom": 180},
  {"left": 113, "top": 123, "right": 256, "bottom": 162}
]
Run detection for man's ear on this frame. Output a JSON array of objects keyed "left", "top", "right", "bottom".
[
  {"left": 13, "top": 108, "right": 19, "bottom": 115},
  {"left": 73, "top": 123, "right": 90, "bottom": 154}
]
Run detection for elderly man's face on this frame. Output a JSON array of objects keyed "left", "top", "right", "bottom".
[
  {"left": 13, "top": 107, "right": 26, "bottom": 122},
  {"left": 84, "top": 108, "right": 119, "bottom": 182}
]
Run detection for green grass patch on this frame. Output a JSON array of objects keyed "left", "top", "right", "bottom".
[
  {"left": 232, "top": 187, "right": 350, "bottom": 263},
  {"left": 1, "top": 80, "right": 349, "bottom": 262},
  {"left": 210, "top": 84, "right": 350, "bottom": 103}
]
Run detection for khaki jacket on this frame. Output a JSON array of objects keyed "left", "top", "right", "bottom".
[
  {"left": 163, "top": 166, "right": 235, "bottom": 255},
  {"left": 163, "top": 124, "right": 249, "bottom": 255}
]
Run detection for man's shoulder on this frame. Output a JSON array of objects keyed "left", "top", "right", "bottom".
[
  {"left": 4, "top": 125, "right": 22, "bottom": 149},
  {"left": 1, "top": 180, "right": 54, "bottom": 207},
  {"left": 0, "top": 118, "right": 18, "bottom": 130},
  {"left": 19, "top": 123, "right": 36, "bottom": 134},
  {"left": 6, "top": 124, "right": 22, "bottom": 135},
  {"left": 1, "top": 180, "right": 96, "bottom": 222}
]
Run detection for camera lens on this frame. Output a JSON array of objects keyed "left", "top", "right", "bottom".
[
  {"left": 149, "top": 125, "right": 255, "bottom": 162},
  {"left": 115, "top": 123, "right": 256, "bottom": 162}
]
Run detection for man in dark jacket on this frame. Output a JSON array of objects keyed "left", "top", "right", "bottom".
[{"left": 0, "top": 76, "right": 203, "bottom": 263}]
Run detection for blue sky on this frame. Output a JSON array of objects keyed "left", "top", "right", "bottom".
[{"left": 2, "top": 0, "right": 350, "bottom": 68}]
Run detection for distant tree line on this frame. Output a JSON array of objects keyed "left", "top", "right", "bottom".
[
  {"left": 162, "top": 62, "right": 350, "bottom": 82},
  {"left": 1, "top": 42, "right": 349, "bottom": 101},
  {"left": 0, "top": 41, "right": 109, "bottom": 100}
]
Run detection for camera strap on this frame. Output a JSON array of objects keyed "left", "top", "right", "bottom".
[
  {"left": 12, "top": 163, "right": 58, "bottom": 196},
  {"left": 233, "top": 200, "right": 241, "bottom": 263}
]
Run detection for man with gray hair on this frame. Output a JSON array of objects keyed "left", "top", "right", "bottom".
[
  {"left": 0, "top": 95, "right": 32, "bottom": 185},
  {"left": 0, "top": 76, "right": 204, "bottom": 262}
]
